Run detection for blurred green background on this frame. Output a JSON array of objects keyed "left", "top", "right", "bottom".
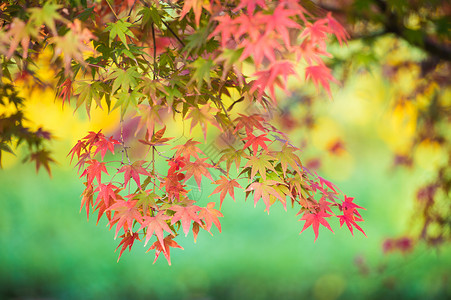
[{"left": 2, "top": 70, "right": 451, "bottom": 299}]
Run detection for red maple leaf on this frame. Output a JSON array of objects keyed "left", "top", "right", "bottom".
[
  {"left": 250, "top": 61, "right": 296, "bottom": 101},
  {"left": 342, "top": 195, "right": 365, "bottom": 220},
  {"left": 298, "top": 211, "right": 334, "bottom": 242},
  {"left": 305, "top": 64, "right": 339, "bottom": 98},
  {"left": 82, "top": 130, "right": 104, "bottom": 150},
  {"left": 80, "top": 159, "right": 109, "bottom": 186},
  {"left": 209, "top": 14, "right": 236, "bottom": 47},
  {"left": 233, "top": 0, "right": 267, "bottom": 14},
  {"left": 210, "top": 176, "right": 242, "bottom": 208},
  {"left": 95, "top": 183, "right": 119, "bottom": 207},
  {"left": 118, "top": 160, "right": 152, "bottom": 188},
  {"left": 318, "top": 176, "right": 339, "bottom": 194},
  {"left": 147, "top": 235, "right": 183, "bottom": 266},
  {"left": 115, "top": 231, "right": 140, "bottom": 262},
  {"left": 139, "top": 211, "right": 172, "bottom": 250},
  {"left": 68, "top": 139, "right": 86, "bottom": 164},
  {"left": 172, "top": 139, "right": 204, "bottom": 160},
  {"left": 338, "top": 213, "right": 367, "bottom": 237},
  {"left": 234, "top": 114, "right": 267, "bottom": 135},
  {"left": 259, "top": 5, "right": 300, "bottom": 47},
  {"left": 58, "top": 78, "right": 73, "bottom": 108},
  {"left": 170, "top": 204, "right": 202, "bottom": 236},
  {"left": 182, "top": 158, "right": 213, "bottom": 189},
  {"left": 199, "top": 202, "right": 223, "bottom": 234},
  {"left": 94, "top": 136, "right": 120, "bottom": 161},
  {"left": 108, "top": 200, "right": 143, "bottom": 238},
  {"left": 245, "top": 180, "right": 286, "bottom": 212},
  {"left": 324, "top": 12, "right": 349, "bottom": 46},
  {"left": 80, "top": 183, "right": 94, "bottom": 219},
  {"left": 242, "top": 133, "right": 272, "bottom": 154}
]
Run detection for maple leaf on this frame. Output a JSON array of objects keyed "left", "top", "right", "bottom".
[
  {"left": 209, "top": 15, "right": 236, "bottom": 47},
  {"left": 28, "top": 2, "right": 64, "bottom": 35},
  {"left": 243, "top": 153, "right": 276, "bottom": 181},
  {"left": 210, "top": 176, "right": 242, "bottom": 208},
  {"left": 296, "top": 39, "right": 332, "bottom": 64},
  {"left": 324, "top": 12, "right": 349, "bottom": 46},
  {"left": 318, "top": 196, "right": 334, "bottom": 214},
  {"left": 318, "top": 176, "right": 339, "bottom": 194},
  {"left": 172, "top": 139, "right": 204, "bottom": 160},
  {"left": 80, "top": 159, "right": 109, "bottom": 187},
  {"left": 29, "top": 149, "right": 55, "bottom": 176},
  {"left": 58, "top": 78, "right": 73, "bottom": 108},
  {"left": 245, "top": 180, "right": 286, "bottom": 212},
  {"left": 161, "top": 173, "right": 188, "bottom": 202},
  {"left": 260, "top": 5, "right": 300, "bottom": 47},
  {"left": 170, "top": 204, "right": 202, "bottom": 236},
  {"left": 298, "top": 211, "right": 334, "bottom": 242},
  {"left": 116, "top": 231, "right": 140, "bottom": 262},
  {"left": 82, "top": 130, "right": 104, "bottom": 150},
  {"left": 118, "top": 160, "right": 152, "bottom": 188},
  {"left": 239, "top": 34, "right": 281, "bottom": 67},
  {"left": 234, "top": 114, "right": 267, "bottom": 135},
  {"left": 341, "top": 195, "right": 366, "bottom": 220},
  {"left": 74, "top": 152, "right": 91, "bottom": 173},
  {"left": 167, "top": 156, "right": 187, "bottom": 175},
  {"left": 300, "top": 19, "right": 330, "bottom": 48},
  {"left": 129, "top": 189, "right": 159, "bottom": 215},
  {"left": 4, "top": 18, "right": 34, "bottom": 59},
  {"left": 192, "top": 222, "right": 200, "bottom": 243},
  {"left": 250, "top": 61, "right": 296, "bottom": 101},
  {"left": 186, "top": 104, "right": 220, "bottom": 141},
  {"left": 199, "top": 202, "right": 223, "bottom": 233},
  {"left": 242, "top": 133, "right": 271, "bottom": 154},
  {"left": 218, "top": 147, "right": 244, "bottom": 173},
  {"left": 105, "top": 18, "right": 136, "bottom": 50},
  {"left": 134, "top": 104, "right": 165, "bottom": 137},
  {"left": 108, "top": 200, "right": 143, "bottom": 238},
  {"left": 139, "top": 211, "right": 172, "bottom": 250},
  {"left": 139, "top": 126, "right": 173, "bottom": 147},
  {"left": 338, "top": 213, "right": 367, "bottom": 237},
  {"left": 179, "top": 0, "right": 212, "bottom": 27},
  {"left": 182, "top": 158, "right": 213, "bottom": 189},
  {"left": 147, "top": 235, "right": 183, "bottom": 266},
  {"left": 233, "top": 0, "right": 267, "bottom": 14},
  {"left": 95, "top": 183, "right": 119, "bottom": 208},
  {"left": 51, "top": 19, "right": 97, "bottom": 75},
  {"left": 94, "top": 136, "right": 120, "bottom": 161},
  {"left": 80, "top": 183, "right": 94, "bottom": 220},
  {"left": 304, "top": 64, "right": 339, "bottom": 98},
  {"left": 272, "top": 144, "right": 302, "bottom": 176}
]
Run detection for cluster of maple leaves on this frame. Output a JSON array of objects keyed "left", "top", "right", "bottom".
[
  {"left": 1, "top": 0, "right": 367, "bottom": 264},
  {"left": 69, "top": 117, "right": 365, "bottom": 264}
]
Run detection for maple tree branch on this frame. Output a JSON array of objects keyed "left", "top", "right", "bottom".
[
  {"left": 152, "top": 22, "right": 157, "bottom": 80},
  {"left": 161, "top": 19, "right": 186, "bottom": 48},
  {"left": 106, "top": 0, "right": 119, "bottom": 20},
  {"left": 120, "top": 119, "right": 132, "bottom": 164}
]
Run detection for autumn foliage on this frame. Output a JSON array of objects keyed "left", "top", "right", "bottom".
[{"left": 0, "top": 0, "right": 366, "bottom": 265}]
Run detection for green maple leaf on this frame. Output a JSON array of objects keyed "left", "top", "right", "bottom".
[
  {"left": 108, "top": 67, "right": 140, "bottom": 94},
  {"left": 113, "top": 90, "right": 143, "bottom": 118},
  {"left": 28, "top": 3, "right": 63, "bottom": 34},
  {"left": 74, "top": 81, "right": 104, "bottom": 118},
  {"left": 189, "top": 57, "right": 214, "bottom": 88},
  {"left": 243, "top": 153, "right": 276, "bottom": 181},
  {"left": 105, "top": 18, "right": 136, "bottom": 49},
  {"left": 272, "top": 145, "right": 302, "bottom": 176}
]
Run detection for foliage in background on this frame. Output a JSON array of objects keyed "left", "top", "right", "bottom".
[{"left": 282, "top": 0, "right": 451, "bottom": 250}]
